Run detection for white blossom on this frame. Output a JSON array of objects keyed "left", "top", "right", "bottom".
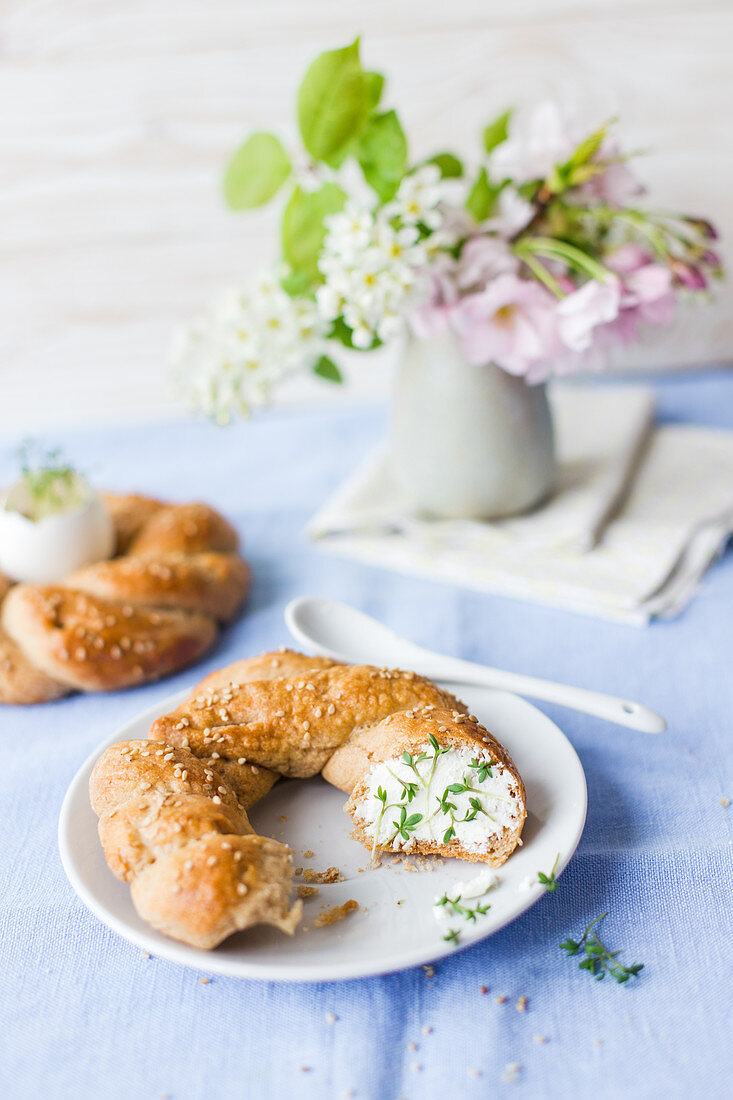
[
  {"left": 489, "top": 101, "right": 577, "bottom": 185},
  {"left": 170, "top": 273, "right": 328, "bottom": 423},
  {"left": 386, "top": 164, "right": 451, "bottom": 229},
  {"left": 317, "top": 196, "right": 435, "bottom": 347}
]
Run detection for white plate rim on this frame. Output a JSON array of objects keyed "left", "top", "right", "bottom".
[{"left": 58, "top": 685, "right": 587, "bottom": 982}]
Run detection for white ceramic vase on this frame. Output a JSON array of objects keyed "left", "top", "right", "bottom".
[{"left": 390, "top": 328, "right": 556, "bottom": 520}]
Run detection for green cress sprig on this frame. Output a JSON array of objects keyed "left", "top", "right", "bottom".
[
  {"left": 536, "top": 854, "right": 644, "bottom": 986},
  {"left": 435, "top": 893, "right": 491, "bottom": 923},
  {"left": 560, "top": 913, "right": 644, "bottom": 984},
  {"left": 538, "top": 853, "right": 561, "bottom": 892},
  {"left": 389, "top": 806, "right": 424, "bottom": 845},
  {"left": 15, "top": 443, "right": 82, "bottom": 521}
]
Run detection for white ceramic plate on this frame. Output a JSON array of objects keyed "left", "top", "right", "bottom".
[{"left": 59, "top": 682, "right": 586, "bottom": 982}]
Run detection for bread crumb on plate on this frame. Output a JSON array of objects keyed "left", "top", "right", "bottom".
[{"left": 314, "top": 899, "right": 359, "bottom": 927}]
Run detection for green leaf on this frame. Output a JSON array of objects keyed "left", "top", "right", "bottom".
[
  {"left": 544, "top": 122, "right": 611, "bottom": 194},
  {"left": 356, "top": 109, "right": 408, "bottom": 202},
  {"left": 281, "top": 183, "right": 347, "bottom": 282},
  {"left": 466, "top": 166, "right": 499, "bottom": 222},
  {"left": 313, "top": 355, "right": 343, "bottom": 383},
  {"left": 425, "top": 152, "right": 464, "bottom": 178},
  {"left": 364, "top": 71, "right": 385, "bottom": 110},
  {"left": 297, "top": 39, "right": 370, "bottom": 162},
  {"left": 568, "top": 122, "right": 609, "bottom": 170},
  {"left": 223, "top": 132, "right": 291, "bottom": 210},
  {"left": 482, "top": 108, "right": 512, "bottom": 155},
  {"left": 280, "top": 268, "right": 312, "bottom": 297}
]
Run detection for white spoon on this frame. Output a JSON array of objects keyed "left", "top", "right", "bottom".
[{"left": 285, "top": 596, "right": 666, "bottom": 734}]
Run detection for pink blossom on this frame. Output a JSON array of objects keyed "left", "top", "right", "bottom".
[
  {"left": 576, "top": 139, "right": 644, "bottom": 207},
  {"left": 456, "top": 236, "right": 518, "bottom": 291},
  {"left": 624, "top": 264, "right": 675, "bottom": 325},
  {"left": 450, "top": 273, "right": 561, "bottom": 376},
  {"left": 602, "top": 246, "right": 676, "bottom": 341},
  {"left": 557, "top": 279, "right": 621, "bottom": 352},
  {"left": 670, "top": 260, "right": 707, "bottom": 290},
  {"left": 409, "top": 268, "right": 458, "bottom": 339},
  {"left": 606, "top": 243, "right": 652, "bottom": 276}
]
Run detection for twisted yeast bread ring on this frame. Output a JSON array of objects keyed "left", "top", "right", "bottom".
[
  {"left": 90, "top": 650, "right": 527, "bottom": 950},
  {"left": 0, "top": 495, "right": 250, "bottom": 705}
]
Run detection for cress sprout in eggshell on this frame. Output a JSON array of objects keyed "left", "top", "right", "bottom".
[{"left": 0, "top": 447, "right": 115, "bottom": 585}]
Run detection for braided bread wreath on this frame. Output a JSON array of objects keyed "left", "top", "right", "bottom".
[
  {"left": 0, "top": 494, "right": 250, "bottom": 705},
  {"left": 89, "top": 650, "right": 527, "bottom": 950}
]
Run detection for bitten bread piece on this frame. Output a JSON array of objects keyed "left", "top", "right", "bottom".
[
  {"left": 0, "top": 494, "right": 251, "bottom": 705},
  {"left": 91, "top": 651, "right": 527, "bottom": 951},
  {"left": 342, "top": 707, "right": 527, "bottom": 866},
  {"left": 131, "top": 834, "right": 300, "bottom": 950},
  {"left": 90, "top": 739, "right": 300, "bottom": 949}
]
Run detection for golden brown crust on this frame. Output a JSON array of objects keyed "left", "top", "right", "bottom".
[
  {"left": 0, "top": 494, "right": 250, "bottom": 704},
  {"left": 0, "top": 626, "right": 70, "bottom": 704},
  {"left": 67, "top": 552, "right": 250, "bottom": 623},
  {"left": 98, "top": 792, "right": 253, "bottom": 881},
  {"left": 90, "top": 737, "right": 300, "bottom": 949},
  {"left": 90, "top": 740, "right": 245, "bottom": 817},
  {"left": 1, "top": 585, "right": 217, "bottom": 693},
  {"left": 131, "top": 834, "right": 301, "bottom": 950},
  {"left": 150, "top": 662, "right": 465, "bottom": 778},
  {"left": 90, "top": 653, "right": 527, "bottom": 951},
  {"left": 102, "top": 493, "right": 165, "bottom": 555},
  {"left": 129, "top": 503, "right": 239, "bottom": 557}
]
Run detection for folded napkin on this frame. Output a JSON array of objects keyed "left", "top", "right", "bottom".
[{"left": 308, "top": 385, "right": 733, "bottom": 625}]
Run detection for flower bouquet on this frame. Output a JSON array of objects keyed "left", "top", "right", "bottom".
[{"left": 173, "top": 39, "right": 722, "bottom": 517}]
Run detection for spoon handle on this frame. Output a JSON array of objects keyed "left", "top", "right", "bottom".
[{"left": 416, "top": 653, "right": 666, "bottom": 734}]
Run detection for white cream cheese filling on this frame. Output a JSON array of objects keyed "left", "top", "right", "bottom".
[{"left": 355, "top": 743, "right": 523, "bottom": 855}]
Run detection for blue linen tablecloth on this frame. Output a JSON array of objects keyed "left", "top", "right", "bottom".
[{"left": 1, "top": 372, "right": 732, "bottom": 1100}]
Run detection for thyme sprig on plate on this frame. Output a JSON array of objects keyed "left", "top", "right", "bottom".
[
  {"left": 560, "top": 913, "right": 644, "bottom": 984},
  {"left": 435, "top": 892, "right": 491, "bottom": 923},
  {"left": 538, "top": 852, "right": 561, "bottom": 892},
  {"left": 443, "top": 929, "right": 460, "bottom": 945}
]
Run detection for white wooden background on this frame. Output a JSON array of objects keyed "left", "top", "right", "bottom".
[{"left": 1, "top": 0, "right": 731, "bottom": 433}]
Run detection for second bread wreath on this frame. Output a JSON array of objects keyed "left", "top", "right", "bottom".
[{"left": 0, "top": 495, "right": 251, "bottom": 704}]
